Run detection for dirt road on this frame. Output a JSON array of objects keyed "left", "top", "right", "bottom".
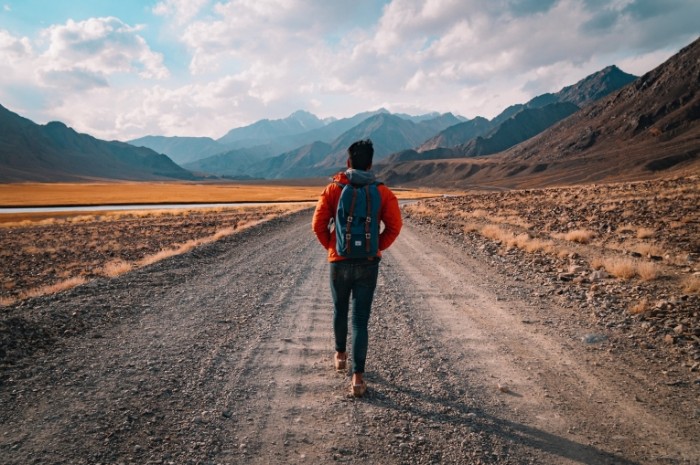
[{"left": 1, "top": 210, "right": 698, "bottom": 464}]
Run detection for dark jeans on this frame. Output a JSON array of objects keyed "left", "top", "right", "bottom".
[{"left": 330, "top": 259, "right": 380, "bottom": 374}]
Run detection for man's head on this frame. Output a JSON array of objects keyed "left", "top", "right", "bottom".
[{"left": 347, "top": 139, "right": 374, "bottom": 170}]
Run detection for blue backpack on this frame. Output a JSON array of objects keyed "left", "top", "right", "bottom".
[{"left": 335, "top": 182, "right": 381, "bottom": 258}]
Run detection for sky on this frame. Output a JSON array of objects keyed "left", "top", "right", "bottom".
[{"left": 0, "top": 0, "right": 698, "bottom": 142}]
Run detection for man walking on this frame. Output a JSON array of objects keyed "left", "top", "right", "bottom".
[{"left": 312, "top": 139, "right": 402, "bottom": 397}]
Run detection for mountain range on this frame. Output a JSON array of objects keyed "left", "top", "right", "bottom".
[
  {"left": 379, "top": 37, "right": 700, "bottom": 188},
  {"left": 0, "top": 105, "right": 193, "bottom": 182},
  {"left": 142, "top": 64, "right": 639, "bottom": 180},
  {"left": 1, "top": 36, "right": 698, "bottom": 186}
]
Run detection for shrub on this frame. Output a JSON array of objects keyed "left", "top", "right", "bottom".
[
  {"left": 636, "top": 261, "right": 660, "bottom": 281},
  {"left": 601, "top": 257, "right": 637, "bottom": 279},
  {"left": 590, "top": 257, "right": 604, "bottom": 270},
  {"left": 480, "top": 224, "right": 511, "bottom": 243},
  {"left": 462, "top": 222, "right": 480, "bottom": 233},
  {"left": 682, "top": 275, "right": 700, "bottom": 294},
  {"left": 628, "top": 299, "right": 649, "bottom": 315},
  {"left": 522, "top": 238, "right": 555, "bottom": 254},
  {"left": 632, "top": 242, "right": 664, "bottom": 258},
  {"left": 563, "top": 229, "right": 594, "bottom": 244}
]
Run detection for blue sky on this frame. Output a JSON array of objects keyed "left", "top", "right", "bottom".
[{"left": 0, "top": 0, "right": 698, "bottom": 141}]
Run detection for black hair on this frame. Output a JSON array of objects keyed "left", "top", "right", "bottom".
[{"left": 347, "top": 139, "right": 374, "bottom": 170}]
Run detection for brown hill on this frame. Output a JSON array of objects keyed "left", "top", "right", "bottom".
[
  {"left": 0, "top": 105, "right": 194, "bottom": 182},
  {"left": 380, "top": 37, "right": 700, "bottom": 188}
]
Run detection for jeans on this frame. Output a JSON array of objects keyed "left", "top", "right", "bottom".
[{"left": 330, "top": 259, "right": 380, "bottom": 374}]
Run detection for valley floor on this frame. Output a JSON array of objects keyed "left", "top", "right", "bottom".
[{"left": 1, "top": 209, "right": 698, "bottom": 464}]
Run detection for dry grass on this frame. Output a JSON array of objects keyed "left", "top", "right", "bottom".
[
  {"left": 138, "top": 225, "right": 242, "bottom": 267},
  {"left": 404, "top": 204, "right": 437, "bottom": 217},
  {"left": 682, "top": 275, "right": 700, "bottom": 294},
  {"left": 637, "top": 261, "right": 660, "bottom": 281},
  {"left": 0, "top": 204, "right": 309, "bottom": 305},
  {"left": 469, "top": 209, "right": 489, "bottom": 218},
  {"left": 600, "top": 257, "right": 638, "bottom": 279},
  {"left": 21, "top": 277, "right": 88, "bottom": 299},
  {"left": 139, "top": 248, "right": 184, "bottom": 267},
  {"left": 478, "top": 224, "right": 556, "bottom": 254},
  {"left": 462, "top": 222, "right": 480, "bottom": 233},
  {"left": 590, "top": 257, "right": 605, "bottom": 270},
  {"left": 598, "top": 257, "right": 660, "bottom": 281},
  {"left": 480, "top": 225, "right": 511, "bottom": 243},
  {"left": 555, "top": 229, "right": 595, "bottom": 244},
  {"left": 403, "top": 177, "right": 698, "bottom": 300},
  {"left": 521, "top": 237, "right": 556, "bottom": 254},
  {"left": 0, "top": 181, "right": 435, "bottom": 209},
  {"left": 102, "top": 260, "right": 133, "bottom": 278},
  {"left": 628, "top": 299, "right": 649, "bottom": 315},
  {"left": 631, "top": 242, "right": 664, "bottom": 258}
]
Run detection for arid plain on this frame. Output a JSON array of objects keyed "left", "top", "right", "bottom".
[{"left": 1, "top": 176, "right": 699, "bottom": 464}]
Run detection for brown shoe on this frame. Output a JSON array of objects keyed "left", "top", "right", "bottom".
[
  {"left": 334, "top": 353, "right": 347, "bottom": 372},
  {"left": 351, "top": 380, "right": 367, "bottom": 397}
]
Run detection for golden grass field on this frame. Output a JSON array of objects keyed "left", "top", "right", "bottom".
[
  {"left": 0, "top": 181, "right": 435, "bottom": 207},
  {"left": 0, "top": 181, "right": 440, "bottom": 306}
]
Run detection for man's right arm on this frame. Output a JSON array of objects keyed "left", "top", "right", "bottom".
[{"left": 312, "top": 186, "right": 334, "bottom": 249}]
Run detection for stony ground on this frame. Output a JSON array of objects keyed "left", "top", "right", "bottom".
[
  {"left": 0, "top": 205, "right": 306, "bottom": 306},
  {"left": 405, "top": 176, "right": 700, "bottom": 375},
  {"left": 0, "top": 190, "right": 699, "bottom": 464}
]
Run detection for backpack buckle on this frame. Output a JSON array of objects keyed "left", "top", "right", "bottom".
[
  {"left": 347, "top": 216, "right": 353, "bottom": 222},
  {"left": 365, "top": 233, "right": 371, "bottom": 239},
  {"left": 365, "top": 217, "right": 371, "bottom": 223}
]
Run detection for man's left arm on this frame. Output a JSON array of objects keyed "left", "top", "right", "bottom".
[{"left": 379, "top": 188, "right": 402, "bottom": 251}]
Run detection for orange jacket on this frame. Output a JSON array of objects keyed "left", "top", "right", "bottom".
[{"left": 312, "top": 171, "right": 403, "bottom": 262}]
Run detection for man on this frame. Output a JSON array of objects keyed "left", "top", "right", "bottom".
[{"left": 312, "top": 139, "right": 402, "bottom": 397}]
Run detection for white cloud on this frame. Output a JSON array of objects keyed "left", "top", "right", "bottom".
[
  {"left": 0, "top": 19, "right": 172, "bottom": 139},
  {"left": 0, "top": 30, "right": 32, "bottom": 58},
  {"left": 40, "top": 17, "right": 169, "bottom": 80},
  {"left": 153, "top": 0, "right": 209, "bottom": 25}
]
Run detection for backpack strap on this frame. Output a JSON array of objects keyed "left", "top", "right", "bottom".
[
  {"left": 364, "top": 185, "right": 372, "bottom": 253},
  {"left": 345, "top": 186, "right": 358, "bottom": 254}
]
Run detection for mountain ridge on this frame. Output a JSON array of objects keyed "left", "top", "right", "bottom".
[
  {"left": 378, "top": 37, "right": 700, "bottom": 188},
  {"left": 0, "top": 104, "right": 194, "bottom": 182}
]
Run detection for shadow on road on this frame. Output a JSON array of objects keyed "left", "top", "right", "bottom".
[{"left": 365, "top": 373, "right": 642, "bottom": 465}]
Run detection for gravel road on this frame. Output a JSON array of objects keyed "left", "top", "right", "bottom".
[{"left": 1, "top": 209, "right": 698, "bottom": 464}]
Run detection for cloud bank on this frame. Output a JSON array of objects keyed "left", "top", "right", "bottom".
[{"left": 0, "top": 0, "right": 698, "bottom": 140}]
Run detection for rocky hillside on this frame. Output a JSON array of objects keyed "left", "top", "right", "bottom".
[
  {"left": 418, "top": 65, "right": 637, "bottom": 153},
  {"left": 380, "top": 37, "right": 700, "bottom": 188},
  {"left": 0, "top": 105, "right": 194, "bottom": 182}
]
